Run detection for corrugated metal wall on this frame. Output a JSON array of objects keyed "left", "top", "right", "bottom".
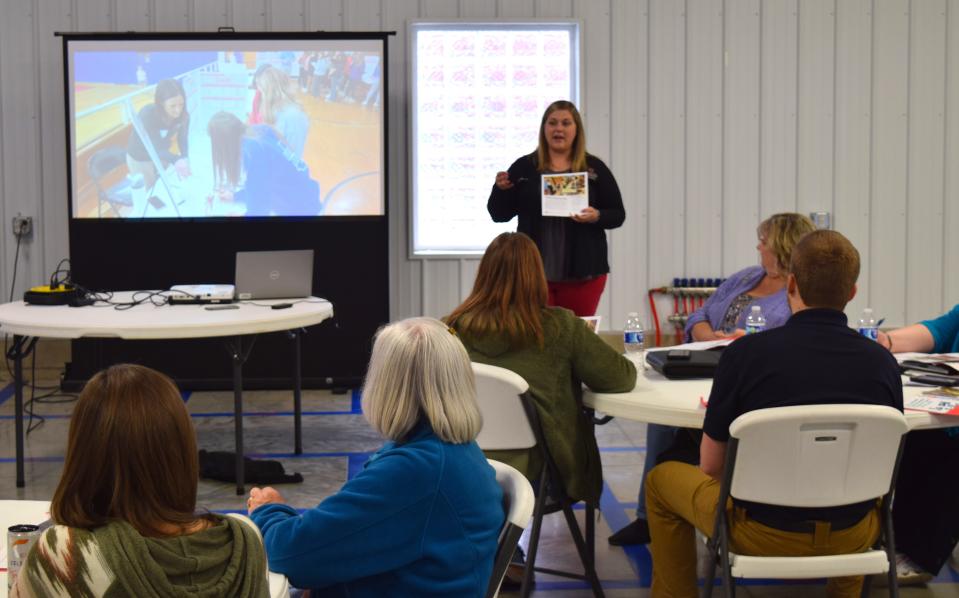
[{"left": 0, "top": 0, "right": 956, "bottom": 330}]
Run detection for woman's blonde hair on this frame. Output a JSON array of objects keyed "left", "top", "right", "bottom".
[
  {"left": 256, "top": 65, "right": 300, "bottom": 126},
  {"left": 535, "top": 100, "right": 588, "bottom": 172},
  {"left": 446, "top": 232, "right": 548, "bottom": 348},
  {"left": 758, "top": 212, "right": 816, "bottom": 274},
  {"left": 362, "top": 317, "right": 482, "bottom": 444}
]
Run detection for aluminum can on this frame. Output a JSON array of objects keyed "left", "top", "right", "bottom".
[{"left": 8, "top": 524, "right": 40, "bottom": 591}]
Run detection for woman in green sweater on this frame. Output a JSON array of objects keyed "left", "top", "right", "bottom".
[
  {"left": 13, "top": 364, "right": 269, "bottom": 598},
  {"left": 445, "top": 231, "right": 637, "bottom": 507}
]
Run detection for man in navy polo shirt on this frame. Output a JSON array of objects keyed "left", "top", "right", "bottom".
[{"left": 645, "top": 230, "right": 903, "bottom": 598}]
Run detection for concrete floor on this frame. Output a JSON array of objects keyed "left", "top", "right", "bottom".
[{"left": 1, "top": 339, "right": 957, "bottom": 597}]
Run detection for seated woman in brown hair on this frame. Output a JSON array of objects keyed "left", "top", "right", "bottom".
[
  {"left": 13, "top": 364, "right": 269, "bottom": 598},
  {"left": 445, "top": 231, "right": 636, "bottom": 508}
]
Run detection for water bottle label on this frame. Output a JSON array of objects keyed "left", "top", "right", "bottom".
[
  {"left": 624, "top": 331, "right": 644, "bottom": 345},
  {"left": 745, "top": 325, "right": 763, "bottom": 335},
  {"left": 858, "top": 327, "right": 878, "bottom": 341}
]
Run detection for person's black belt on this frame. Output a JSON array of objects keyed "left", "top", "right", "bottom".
[{"left": 745, "top": 510, "right": 869, "bottom": 534}]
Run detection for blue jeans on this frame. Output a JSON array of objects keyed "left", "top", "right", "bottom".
[{"left": 636, "top": 424, "right": 679, "bottom": 519}]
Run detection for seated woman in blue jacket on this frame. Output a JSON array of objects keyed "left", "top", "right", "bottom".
[{"left": 248, "top": 317, "right": 504, "bottom": 597}]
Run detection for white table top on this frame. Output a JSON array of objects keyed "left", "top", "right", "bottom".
[
  {"left": 0, "top": 500, "right": 288, "bottom": 597},
  {"left": 0, "top": 293, "right": 333, "bottom": 340},
  {"left": 584, "top": 368, "right": 958, "bottom": 431}
]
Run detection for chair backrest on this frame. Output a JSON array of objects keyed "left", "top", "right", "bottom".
[
  {"left": 472, "top": 362, "right": 537, "bottom": 451},
  {"left": 87, "top": 146, "right": 128, "bottom": 182},
  {"left": 485, "top": 459, "right": 535, "bottom": 598},
  {"left": 727, "top": 404, "right": 907, "bottom": 508},
  {"left": 488, "top": 458, "right": 535, "bottom": 529}
]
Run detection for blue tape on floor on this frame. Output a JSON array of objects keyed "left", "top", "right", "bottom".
[
  {"left": 599, "top": 446, "right": 646, "bottom": 453},
  {"left": 181, "top": 391, "right": 192, "bottom": 403},
  {"left": 351, "top": 389, "right": 362, "bottom": 414},
  {"left": 600, "top": 480, "right": 653, "bottom": 586},
  {"left": 0, "top": 383, "right": 13, "bottom": 407}
]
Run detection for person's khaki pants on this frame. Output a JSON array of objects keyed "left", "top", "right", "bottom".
[{"left": 645, "top": 461, "right": 880, "bottom": 598}]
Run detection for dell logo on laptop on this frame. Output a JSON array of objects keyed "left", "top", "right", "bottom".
[{"left": 269, "top": 270, "right": 280, "bottom": 280}]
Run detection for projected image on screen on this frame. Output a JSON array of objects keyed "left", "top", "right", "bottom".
[{"left": 68, "top": 39, "right": 384, "bottom": 218}]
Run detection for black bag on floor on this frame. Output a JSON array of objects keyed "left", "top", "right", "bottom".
[{"left": 199, "top": 450, "right": 304, "bottom": 484}]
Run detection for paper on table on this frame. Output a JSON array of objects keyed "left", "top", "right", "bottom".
[
  {"left": 541, "top": 172, "right": 588, "bottom": 217},
  {"left": 895, "top": 352, "right": 959, "bottom": 363},
  {"left": 905, "top": 387, "right": 959, "bottom": 416}
]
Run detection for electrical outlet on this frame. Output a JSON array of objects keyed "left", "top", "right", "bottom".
[{"left": 12, "top": 215, "right": 32, "bottom": 238}]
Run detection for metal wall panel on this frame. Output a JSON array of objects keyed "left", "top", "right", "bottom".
[
  {"left": 946, "top": 0, "right": 959, "bottom": 311},
  {"left": 36, "top": 0, "right": 73, "bottom": 300},
  {"left": 270, "top": 0, "right": 307, "bottom": 31},
  {"left": 870, "top": 0, "right": 909, "bottom": 325},
  {"left": 383, "top": 0, "right": 422, "bottom": 319},
  {"left": 647, "top": 0, "right": 686, "bottom": 316},
  {"left": 833, "top": 0, "right": 873, "bottom": 318},
  {"left": 0, "top": 0, "right": 44, "bottom": 300},
  {"left": 685, "top": 0, "right": 723, "bottom": 281},
  {"left": 905, "top": 0, "right": 947, "bottom": 323},
  {"left": 155, "top": 0, "right": 192, "bottom": 30},
  {"left": 307, "top": 0, "right": 344, "bottom": 30},
  {"left": 609, "top": 0, "right": 649, "bottom": 324},
  {"left": 722, "top": 0, "right": 761, "bottom": 274},
  {"left": 3, "top": 0, "right": 959, "bottom": 329},
  {"left": 193, "top": 1, "right": 230, "bottom": 30},
  {"left": 759, "top": 0, "right": 798, "bottom": 215},
  {"left": 796, "top": 0, "right": 835, "bottom": 216},
  {"left": 116, "top": 0, "right": 152, "bottom": 31}
]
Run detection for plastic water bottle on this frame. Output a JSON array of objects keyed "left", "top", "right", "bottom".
[
  {"left": 744, "top": 305, "right": 766, "bottom": 335},
  {"left": 858, "top": 308, "right": 879, "bottom": 341},
  {"left": 624, "top": 312, "right": 645, "bottom": 361}
]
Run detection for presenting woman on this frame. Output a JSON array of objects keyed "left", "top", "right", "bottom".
[
  {"left": 14, "top": 364, "right": 269, "bottom": 597},
  {"left": 207, "top": 110, "right": 320, "bottom": 216},
  {"left": 248, "top": 317, "right": 503, "bottom": 597},
  {"left": 446, "top": 232, "right": 636, "bottom": 507},
  {"left": 685, "top": 212, "right": 816, "bottom": 341},
  {"left": 126, "top": 78, "right": 192, "bottom": 189},
  {"left": 876, "top": 306, "right": 959, "bottom": 585},
  {"left": 609, "top": 212, "right": 816, "bottom": 547},
  {"left": 488, "top": 101, "right": 626, "bottom": 317}
]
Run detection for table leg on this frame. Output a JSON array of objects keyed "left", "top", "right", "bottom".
[
  {"left": 292, "top": 329, "right": 303, "bottom": 455},
  {"left": 226, "top": 335, "right": 257, "bottom": 496},
  {"left": 232, "top": 343, "right": 244, "bottom": 495},
  {"left": 7, "top": 335, "right": 37, "bottom": 489},
  {"left": 13, "top": 336, "right": 25, "bottom": 488}
]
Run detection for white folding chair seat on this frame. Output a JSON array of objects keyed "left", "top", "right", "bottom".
[{"left": 704, "top": 404, "right": 908, "bottom": 598}]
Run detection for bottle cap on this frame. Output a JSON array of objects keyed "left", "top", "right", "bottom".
[
  {"left": 864, "top": 307, "right": 873, "bottom": 314},
  {"left": 627, "top": 312, "right": 638, "bottom": 317},
  {"left": 751, "top": 305, "right": 760, "bottom": 312}
]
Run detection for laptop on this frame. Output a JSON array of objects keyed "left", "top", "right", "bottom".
[{"left": 234, "top": 250, "right": 314, "bottom": 300}]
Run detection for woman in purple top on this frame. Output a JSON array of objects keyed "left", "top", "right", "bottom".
[
  {"left": 608, "top": 212, "right": 816, "bottom": 547},
  {"left": 684, "top": 213, "right": 817, "bottom": 342}
]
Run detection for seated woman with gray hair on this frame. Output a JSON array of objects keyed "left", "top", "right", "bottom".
[{"left": 248, "top": 317, "right": 504, "bottom": 597}]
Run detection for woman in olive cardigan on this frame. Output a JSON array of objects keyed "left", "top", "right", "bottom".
[{"left": 446, "top": 232, "right": 636, "bottom": 505}]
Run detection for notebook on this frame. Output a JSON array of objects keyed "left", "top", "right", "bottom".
[{"left": 234, "top": 250, "right": 314, "bottom": 300}]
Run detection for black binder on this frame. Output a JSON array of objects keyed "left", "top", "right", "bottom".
[{"left": 646, "top": 349, "right": 723, "bottom": 379}]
